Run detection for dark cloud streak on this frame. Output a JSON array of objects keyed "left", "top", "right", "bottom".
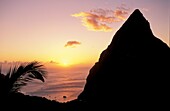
[{"left": 64, "top": 41, "right": 81, "bottom": 48}]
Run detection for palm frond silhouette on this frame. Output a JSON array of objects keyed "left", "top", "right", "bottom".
[{"left": 0, "top": 61, "right": 47, "bottom": 95}]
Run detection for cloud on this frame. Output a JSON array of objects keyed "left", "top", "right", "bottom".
[
  {"left": 115, "top": 4, "right": 130, "bottom": 20},
  {"left": 141, "top": 8, "right": 149, "bottom": 12},
  {"left": 72, "top": 11, "right": 114, "bottom": 32},
  {"left": 72, "top": 4, "right": 129, "bottom": 32},
  {"left": 64, "top": 41, "right": 81, "bottom": 48}
]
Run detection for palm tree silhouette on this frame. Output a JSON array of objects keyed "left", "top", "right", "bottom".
[{"left": 0, "top": 61, "right": 47, "bottom": 96}]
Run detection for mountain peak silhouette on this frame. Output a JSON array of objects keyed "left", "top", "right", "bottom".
[
  {"left": 122, "top": 8, "right": 147, "bottom": 26},
  {"left": 126, "top": 9, "right": 145, "bottom": 21},
  {"left": 78, "top": 9, "right": 170, "bottom": 110}
]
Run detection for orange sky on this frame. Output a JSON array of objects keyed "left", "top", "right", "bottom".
[{"left": 0, "top": 0, "right": 169, "bottom": 67}]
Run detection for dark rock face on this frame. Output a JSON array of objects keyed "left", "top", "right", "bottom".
[{"left": 78, "top": 9, "right": 170, "bottom": 109}]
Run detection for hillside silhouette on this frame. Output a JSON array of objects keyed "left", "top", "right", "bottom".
[
  {"left": 77, "top": 9, "right": 170, "bottom": 110},
  {"left": 0, "top": 9, "right": 169, "bottom": 111}
]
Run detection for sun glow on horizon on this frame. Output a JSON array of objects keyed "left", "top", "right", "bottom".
[{"left": 59, "top": 59, "right": 70, "bottom": 67}]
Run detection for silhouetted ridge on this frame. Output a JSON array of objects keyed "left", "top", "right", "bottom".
[
  {"left": 78, "top": 9, "right": 170, "bottom": 110},
  {"left": 97, "top": 9, "right": 155, "bottom": 64}
]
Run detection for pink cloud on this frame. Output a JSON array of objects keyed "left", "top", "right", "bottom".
[{"left": 72, "top": 4, "right": 130, "bottom": 32}]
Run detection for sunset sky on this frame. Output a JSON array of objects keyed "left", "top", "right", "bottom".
[{"left": 0, "top": 0, "right": 169, "bottom": 67}]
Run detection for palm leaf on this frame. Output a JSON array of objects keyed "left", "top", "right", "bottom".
[
  {"left": 5, "top": 67, "right": 11, "bottom": 80},
  {"left": 7, "top": 61, "right": 47, "bottom": 93},
  {"left": 27, "top": 70, "right": 45, "bottom": 82}
]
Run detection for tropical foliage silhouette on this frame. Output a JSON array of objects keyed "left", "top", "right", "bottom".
[{"left": 0, "top": 61, "right": 47, "bottom": 96}]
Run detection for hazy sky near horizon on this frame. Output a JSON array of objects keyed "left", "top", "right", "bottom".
[{"left": 0, "top": 0, "right": 169, "bottom": 66}]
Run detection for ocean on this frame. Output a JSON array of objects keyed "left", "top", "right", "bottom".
[{"left": 21, "top": 65, "right": 91, "bottom": 102}]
